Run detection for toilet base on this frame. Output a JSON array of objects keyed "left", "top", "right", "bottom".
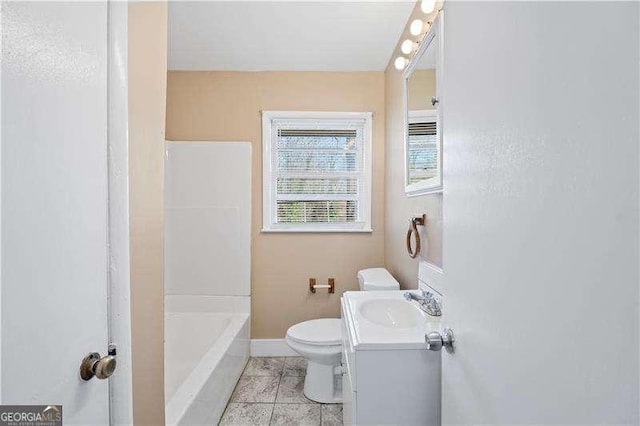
[{"left": 303, "top": 360, "right": 343, "bottom": 404}]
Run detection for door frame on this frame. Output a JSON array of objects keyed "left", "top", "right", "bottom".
[{"left": 107, "top": 1, "right": 133, "bottom": 425}]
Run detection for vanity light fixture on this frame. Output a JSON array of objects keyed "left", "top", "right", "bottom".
[
  {"left": 394, "top": 56, "right": 408, "bottom": 70},
  {"left": 401, "top": 39, "right": 418, "bottom": 55},
  {"left": 410, "top": 19, "right": 432, "bottom": 38},
  {"left": 409, "top": 19, "right": 424, "bottom": 36},
  {"left": 421, "top": 0, "right": 436, "bottom": 14}
]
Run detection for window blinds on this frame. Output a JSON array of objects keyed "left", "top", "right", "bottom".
[
  {"left": 407, "top": 120, "right": 438, "bottom": 184},
  {"left": 274, "top": 126, "right": 363, "bottom": 224}
]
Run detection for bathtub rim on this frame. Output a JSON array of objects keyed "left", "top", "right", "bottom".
[{"left": 164, "top": 311, "right": 249, "bottom": 426}]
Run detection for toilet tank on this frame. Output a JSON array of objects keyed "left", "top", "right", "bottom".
[{"left": 357, "top": 268, "right": 400, "bottom": 291}]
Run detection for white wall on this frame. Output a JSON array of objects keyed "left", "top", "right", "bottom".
[
  {"left": 164, "top": 142, "right": 251, "bottom": 296},
  {"left": 441, "top": 2, "right": 639, "bottom": 424}
]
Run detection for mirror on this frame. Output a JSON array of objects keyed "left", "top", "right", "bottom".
[{"left": 403, "top": 15, "right": 442, "bottom": 196}]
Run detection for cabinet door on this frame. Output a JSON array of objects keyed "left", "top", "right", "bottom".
[{"left": 342, "top": 367, "right": 356, "bottom": 426}]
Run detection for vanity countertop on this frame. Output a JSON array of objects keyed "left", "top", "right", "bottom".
[{"left": 342, "top": 290, "right": 442, "bottom": 351}]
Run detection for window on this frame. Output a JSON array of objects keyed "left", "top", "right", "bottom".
[
  {"left": 407, "top": 109, "right": 438, "bottom": 185},
  {"left": 262, "top": 111, "right": 372, "bottom": 232}
]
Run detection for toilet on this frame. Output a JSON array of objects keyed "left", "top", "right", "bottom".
[{"left": 285, "top": 268, "right": 400, "bottom": 403}]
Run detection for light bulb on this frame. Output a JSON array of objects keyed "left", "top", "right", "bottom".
[
  {"left": 394, "top": 56, "right": 408, "bottom": 70},
  {"left": 421, "top": 0, "right": 436, "bottom": 14},
  {"left": 401, "top": 39, "right": 416, "bottom": 55},
  {"left": 410, "top": 19, "right": 424, "bottom": 36}
]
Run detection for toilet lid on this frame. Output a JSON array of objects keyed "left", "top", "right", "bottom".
[{"left": 286, "top": 319, "right": 341, "bottom": 346}]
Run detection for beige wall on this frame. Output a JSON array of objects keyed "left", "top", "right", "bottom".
[
  {"left": 128, "top": 2, "right": 167, "bottom": 425},
  {"left": 384, "top": 2, "right": 443, "bottom": 288},
  {"left": 408, "top": 69, "right": 436, "bottom": 111},
  {"left": 166, "top": 71, "right": 385, "bottom": 338}
]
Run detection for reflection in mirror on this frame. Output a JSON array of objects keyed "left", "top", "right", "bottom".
[{"left": 404, "top": 15, "right": 442, "bottom": 196}]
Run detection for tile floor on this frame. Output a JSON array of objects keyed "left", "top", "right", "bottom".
[{"left": 220, "top": 357, "right": 343, "bottom": 426}]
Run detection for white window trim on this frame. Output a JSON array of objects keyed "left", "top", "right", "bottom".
[
  {"left": 408, "top": 109, "right": 436, "bottom": 123},
  {"left": 261, "top": 111, "right": 373, "bottom": 233}
]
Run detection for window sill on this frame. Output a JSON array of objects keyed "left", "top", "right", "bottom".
[{"left": 261, "top": 228, "right": 373, "bottom": 234}]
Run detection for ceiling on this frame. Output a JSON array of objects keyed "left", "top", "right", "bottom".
[{"left": 168, "top": 1, "right": 415, "bottom": 72}]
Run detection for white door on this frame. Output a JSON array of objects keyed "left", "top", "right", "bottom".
[
  {"left": 1, "top": 2, "right": 118, "bottom": 424},
  {"left": 441, "top": 2, "right": 639, "bottom": 424}
]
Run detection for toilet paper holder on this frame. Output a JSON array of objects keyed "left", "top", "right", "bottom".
[{"left": 310, "top": 278, "right": 335, "bottom": 294}]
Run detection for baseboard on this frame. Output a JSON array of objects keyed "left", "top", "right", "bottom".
[{"left": 250, "top": 339, "right": 298, "bottom": 357}]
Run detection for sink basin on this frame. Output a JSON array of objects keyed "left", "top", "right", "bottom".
[{"left": 358, "top": 299, "right": 423, "bottom": 328}]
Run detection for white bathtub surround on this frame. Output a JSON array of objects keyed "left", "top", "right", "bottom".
[
  {"left": 164, "top": 141, "right": 251, "bottom": 297},
  {"left": 166, "top": 295, "right": 250, "bottom": 314},
  {"left": 164, "top": 296, "right": 250, "bottom": 426},
  {"left": 164, "top": 142, "right": 252, "bottom": 425}
]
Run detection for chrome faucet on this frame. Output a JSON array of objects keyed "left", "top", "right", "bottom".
[{"left": 404, "top": 290, "right": 442, "bottom": 317}]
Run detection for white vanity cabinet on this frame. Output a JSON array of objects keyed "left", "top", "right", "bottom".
[{"left": 340, "top": 292, "right": 441, "bottom": 426}]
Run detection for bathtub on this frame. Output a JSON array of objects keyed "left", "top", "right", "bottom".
[{"left": 165, "top": 295, "right": 250, "bottom": 426}]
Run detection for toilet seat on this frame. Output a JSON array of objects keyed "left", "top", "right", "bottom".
[{"left": 286, "top": 318, "right": 341, "bottom": 346}]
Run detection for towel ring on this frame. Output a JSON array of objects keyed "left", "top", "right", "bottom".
[{"left": 406, "top": 214, "right": 426, "bottom": 259}]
